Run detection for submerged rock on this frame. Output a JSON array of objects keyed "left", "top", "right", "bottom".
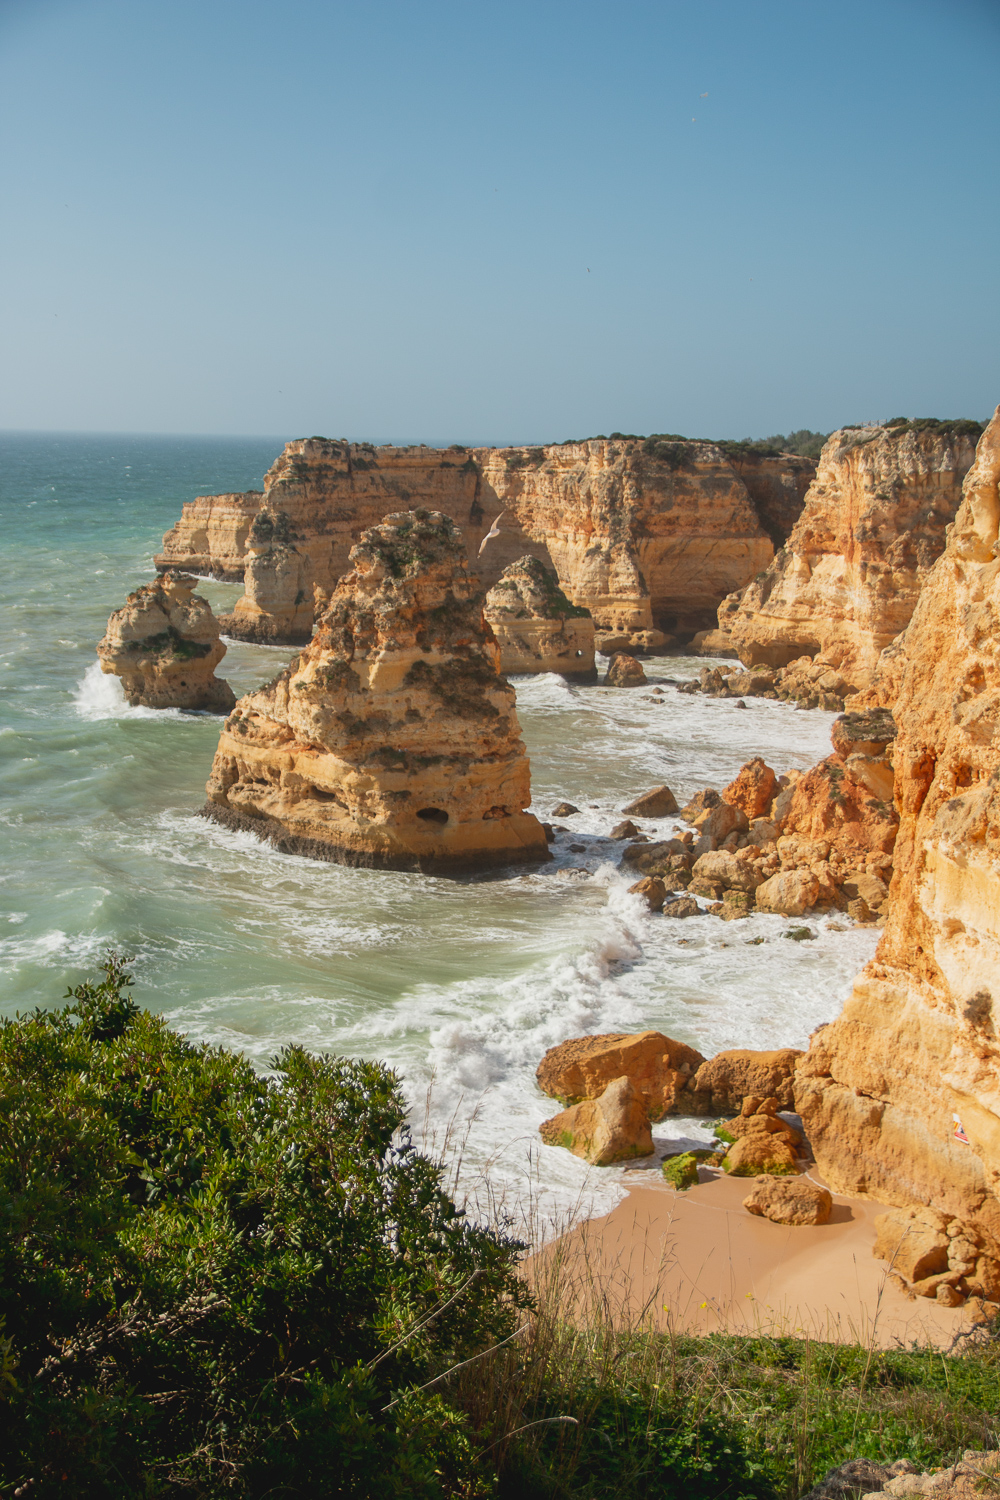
[
  {"left": 97, "top": 572, "right": 235, "bottom": 712},
  {"left": 202, "top": 509, "right": 549, "bottom": 872},
  {"left": 484, "top": 555, "right": 595, "bottom": 677}
]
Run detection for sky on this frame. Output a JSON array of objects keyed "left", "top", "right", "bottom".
[{"left": 1, "top": 0, "right": 998, "bottom": 444}]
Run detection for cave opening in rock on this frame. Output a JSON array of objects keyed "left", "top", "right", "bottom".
[{"left": 416, "top": 807, "right": 449, "bottom": 824}]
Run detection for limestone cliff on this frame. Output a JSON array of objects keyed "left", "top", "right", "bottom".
[
  {"left": 797, "top": 410, "right": 1000, "bottom": 1242},
  {"left": 719, "top": 421, "right": 982, "bottom": 687},
  {"left": 158, "top": 435, "right": 800, "bottom": 646},
  {"left": 484, "top": 556, "right": 595, "bottom": 677},
  {"left": 203, "top": 509, "right": 549, "bottom": 872},
  {"left": 97, "top": 573, "right": 235, "bottom": 712},
  {"left": 219, "top": 508, "right": 314, "bottom": 645}
]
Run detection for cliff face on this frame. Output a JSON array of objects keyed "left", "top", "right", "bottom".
[
  {"left": 720, "top": 423, "right": 981, "bottom": 687},
  {"left": 481, "top": 439, "right": 774, "bottom": 637},
  {"left": 157, "top": 436, "right": 798, "bottom": 646},
  {"left": 219, "top": 508, "right": 314, "bottom": 645},
  {"left": 203, "top": 509, "right": 549, "bottom": 872},
  {"left": 484, "top": 556, "right": 596, "bottom": 677},
  {"left": 723, "top": 450, "right": 815, "bottom": 550},
  {"left": 97, "top": 573, "right": 235, "bottom": 712},
  {"left": 796, "top": 410, "right": 1000, "bottom": 1242}
]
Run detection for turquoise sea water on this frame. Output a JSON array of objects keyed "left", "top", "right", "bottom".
[{"left": 0, "top": 432, "right": 878, "bottom": 1229}]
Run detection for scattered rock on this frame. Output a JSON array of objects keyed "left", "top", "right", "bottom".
[
  {"left": 621, "top": 784, "right": 679, "bottom": 817},
  {"left": 662, "top": 1152, "right": 700, "bottom": 1190},
  {"left": 97, "top": 572, "right": 236, "bottom": 712},
  {"left": 782, "top": 926, "right": 817, "bottom": 941},
  {"left": 628, "top": 876, "right": 667, "bottom": 912},
  {"left": 872, "top": 1206, "right": 1000, "bottom": 1303},
  {"left": 722, "top": 757, "right": 778, "bottom": 820},
  {"left": 680, "top": 788, "right": 721, "bottom": 822},
  {"left": 663, "top": 896, "right": 700, "bottom": 919},
  {"left": 722, "top": 1132, "right": 798, "bottom": 1176},
  {"left": 620, "top": 839, "right": 691, "bottom": 877},
  {"left": 568, "top": 842, "right": 586, "bottom": 853},
  {"left": 609, "top": 819, "right": 640, "bottom": 840},
  {"left": 605, "top": 652, "right": 647, "bottom": 688},
  {"left": 551, "top": 801, "right": 579, "bottom": 816},
  {"left": 538, "top": 1076, "right": 653, "bottom": 1165},
  {"left": 755, "top": 869, "right": 820, "bottom": 916},
  {"left": 743, "top": 1175, "right": 832, "bottom": 1225},
  {"left": 536, "top": 1030, "right": 706, "bottom": 1121}
]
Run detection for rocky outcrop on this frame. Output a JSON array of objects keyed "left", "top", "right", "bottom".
[
  {"left": 539, "top": 1076, "right": 653, "bottom": 1165},
  {"left": 690, "top": 1049, "right": 803, "bottom": 1113},
  {"left": 536, "top": 1030, "right": 706, "bottom": 1121},
  {"left": 202, "top": 509, "right": 549, "bottom": 872},
  {"left": 872, "top": 1205, "right": 1000, "bottom": 1306},
  {"left": 483, "top": 556, "right": 595, "bottom": 677},
  {"left": 158, "top": 435, "right": 801, "bottom": 647},
  {"left": 219, "top": 509, "right": 314, "bottom": 645},
  {"left": 604, "top": 653, "right": 646, "bottom": 687},
  {"left": 676, "top": 657, "right": 858, "bottom": 712},
  {"left": 97, "top": 573, "right": 235, "bottom": 712},
  {"left": 716, "top": 420, "right": 982, "bottom": 688},
  {"left": 796, "top": 410, "right": 1000, "bottom": 1241}
]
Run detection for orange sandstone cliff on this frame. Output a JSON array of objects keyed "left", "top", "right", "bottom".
[
  {"left": 796, "top": 409, "right": 1000, "bottom": 1240},
  {"left": 202, "top": 509, "right": 549, "bottom": 872},
  {"left": 484, "top": 556, "right": 596, "bottom": 677},
  {"left": 719, "top": 421, "right": 981, "bottom": 688},
  {"left": 158, "top": 436, "right": 806, "bottom": 646}
]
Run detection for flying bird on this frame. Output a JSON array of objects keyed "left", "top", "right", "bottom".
[
  {"left": 479, "top": 510, "right": 506, "bottom": 555},
  {"left": 700, "top": 92, "right": 708, "bottom": 97}
]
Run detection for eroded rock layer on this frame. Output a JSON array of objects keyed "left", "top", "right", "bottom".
[
  {"left": 219, "top": 508, "right": 314, "bottom": 645},
  {"left": 483, "top": 555, "right": 595, "bottom": 677},
  {"left": 719, "top": 421, "right": 982, "bottom": 688},
  {"left": 97, "top": 573, "right": 235, "bottom": 712},
  {"left": 203, "top": 509, "right": 549, "bottom": 872},
  {"left": 157, "top": 436, "right": 806, "bottom": 645},
  {"left": 796, "top": 410, "right": 1000, "bottom": 1241}
]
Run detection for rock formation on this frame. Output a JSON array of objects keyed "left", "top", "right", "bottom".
[
  {"left": 796, "top": 410, "right": 1000, "bottom": 1240},
  {"left": 714, "top": 420, "right": 981, "bottom": 689},
  {"left": 97, "top": 573, "right": 235, "bottom": 712},
  {"left": 872, "top": 1205, "right": 1000, "bottom": 1306},
  {"left": 202, "top": 509, "right": 549, "bottom": 872},
  {"left": 157, "top": 435, "right": 810, "bottom": 648},
  {"left": 538, "top": 1076, "right": 654, "bottom": 1166},
  {"left": 219, "top": 508, "right": 314, "bottom": 645},
  {"left": 483, "top": 556, "right": 595, "bottom": 677},
  {"left": 536, "top": 1030, "right": 706, "bottom": 1121},
  {"left": 743, "top": 1176, "right": 832, "bottom": 1225}
]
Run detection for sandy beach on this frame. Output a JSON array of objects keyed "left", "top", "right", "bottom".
[{"left": 543, "top": 1165, "right": 971, "bottom": 1349}]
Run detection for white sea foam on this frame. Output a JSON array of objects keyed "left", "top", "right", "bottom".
[{"left": 72, "top": 660, "right": 200, "bottom": 721}]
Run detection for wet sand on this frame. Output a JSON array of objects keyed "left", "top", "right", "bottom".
[{"left": 541, "top": 1165, "right": 970, "bottom": 1348}]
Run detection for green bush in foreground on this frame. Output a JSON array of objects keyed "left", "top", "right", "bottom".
[{"left": 2, "top": 960, "right": 998, "bottom": 1497}]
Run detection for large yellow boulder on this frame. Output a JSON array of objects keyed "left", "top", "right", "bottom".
[
  {"left": 536, "top": 1030, "right": 705, "bottom": 1121},
  {"left": 539, "top": 1076, "right": 653, "bottom": 1165}
]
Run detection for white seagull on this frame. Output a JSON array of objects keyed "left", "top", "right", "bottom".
[{"left": 478, "top": 510, "right": 506, "bottom": 555}]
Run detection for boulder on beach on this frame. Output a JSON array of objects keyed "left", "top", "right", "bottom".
[
  {"left": 536, "top": 1029, "right": 706, "bottom": 1121},
  {"left": 743, "top": 1175, "right": 833, "bottom": 1225},
  {"left": 872, "top": 1206, "right": 1000, "bottom": 1304},
  {"left": 538, "top": 1076, "right": 653, "bottom": 1165},
  {"left": 722, "top": 1131, "right": 799, "bottom": 1176},
  {"left": 621, "top": 784, "right": 679, "bottom": 817},
  {"left": 604, "top": 652, "right": 647, "bottom": 687},
  {"left": 662, "top": 895, "right": 700, "bottom": 918}
]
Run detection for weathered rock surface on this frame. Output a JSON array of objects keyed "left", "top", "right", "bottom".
[
  {"left": 796, "top": 411, "right": 1000, "bottom": 1242},
  {"left": 621, "top": 784, "right": 679, "bottom": 818},
  {"left": 483, "top": 555, "right": 595, "bottom": 677},
  {"left": 716, "top": 421, "right": 981, "bottom": 687},
  {"left": 604, "top": 652, "right": 646, "bottom": 687},
  {"left": 539, "top": 1076, "right": 654, "bottom": 1165},
  {"left": 158, "top": 435, "right": 802, "bottom": 647},
  {"left": 873, "top": 1206, "right": 1000, "bottom": 1305},
  {"left": 722, "top": 1131, "right": 798, "bottom": 1176},
  {"left": 219, "top": 508, "right": 314, "bottom": 645},
  {"left": 743, "top": 1175, "right": 832, "bottom": 1225},
  {"left": 628, "top": 876, "right": 667, "bottom": 911},
  {"left": 722, "top": 757, "right": 778, "bottom": 820},
  {"left": 202, "top": 509, "right": 548, "bottom": 872},
  {"left": 535, "top": 1030, "right": 706, "bottom": 1121},
  {"left": 97, "top": 573, "right": 235, "bottom": 712},
  {"left": 690, "top": 1049, "right": 803, "bottom": 1113}
]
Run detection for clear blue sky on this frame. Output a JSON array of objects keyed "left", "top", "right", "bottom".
[{"left": 1, "top": 0, "right": 997, "bottom": 444}]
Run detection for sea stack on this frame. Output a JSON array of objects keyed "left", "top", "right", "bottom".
[
  {"left": 484, "top": 556, "right": 596, "bottom": 677},
  {"left": 202, "top": 509, "right": 550, "bottom": 872},
  {"left": 219, "top": 508, "right": 314, "bottom": 645},
  {"left": 97, "top": 573, "right": 236, "bottom": 711}
]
